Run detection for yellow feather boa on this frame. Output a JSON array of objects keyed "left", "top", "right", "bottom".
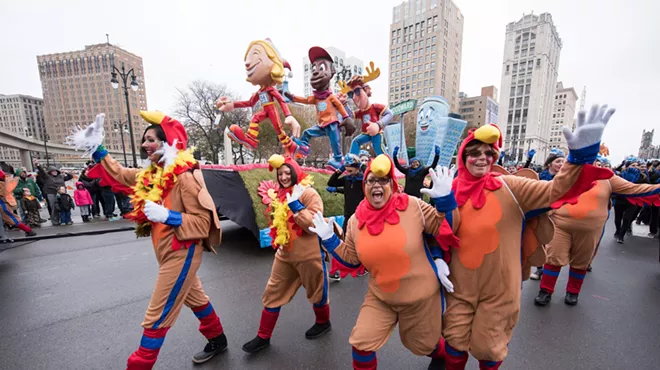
[
  {"left": 269, "top": 176, "right": 314, "bottom": 248},
  {"left": 127, "top": 149, "right": 197, "bottom": 237}
]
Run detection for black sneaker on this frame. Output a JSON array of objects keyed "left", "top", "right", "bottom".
[
  {"left": 428, "top": 357, "right": 446, "bottom": 370},
  {"left": 564, "top": 292, "right": 579, "bottom": 306},
  {"left": 305, "top": 322, "right": 332, "bottom": 339},
  {"left": 25, "top": 231, "right": 37, "bottom": 237},
  {"left": 587, "top": 265, "right": 592, "bottom": 272},
  {"left": 242, "top": 335, "right": 270, "bottom": 354},
  {"left": 529, "top": 267, "right": 543, "bottom": 280},
  {"left": 616, "top": 237, "right": 624, "bottom": 244},
  {"left": 192, "top": 333, "right": 227, "bottom": 364},
  {"left": 534, "top": 290, "right": 552, "bottom": 306},
  {"left": 329, "top": 272, "right": 341, "bottom": 282}
]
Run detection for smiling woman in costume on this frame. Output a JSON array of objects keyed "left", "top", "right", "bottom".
[
  {"left": 309, "top": 154, "right": 458, "bottom": 370},
  {"left": 241, "top": 154, "right": 331, "bottom": 354},
  {"left": 440, "top": 105, "right": 616, "bottom": 369},
  {"left": 68, "top": 112, "right": 225, "bottom": 369}
]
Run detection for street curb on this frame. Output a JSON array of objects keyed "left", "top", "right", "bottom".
[{"left": 10, "top": 226, "right": 135, "bottom": 242}]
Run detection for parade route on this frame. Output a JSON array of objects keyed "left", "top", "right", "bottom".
[{"left": 1, "top": 220, "right": 659, "bottom": 370}]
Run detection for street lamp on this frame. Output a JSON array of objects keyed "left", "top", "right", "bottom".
[
  {"left": 111, "top": 62, "right": 140, "bottom": 167},
  {"left": 42, "top": 128, "right": 50, "bottom": 167},
  {"left": 113, "top": 119, "right": 129, "bottom": 166}
]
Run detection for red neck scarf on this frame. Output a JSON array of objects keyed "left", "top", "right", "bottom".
[
  {"left": 452, "top": 126, "right": 504, "bottom": 209},
  {"left": 355, "top": 193, "right": 409, "bottom": 236}
]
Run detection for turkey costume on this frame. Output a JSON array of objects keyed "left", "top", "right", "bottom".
[
  {"left": 535, "top": 172, "right": 660, "bottom": 306},
  {"left": 310, "top": 154, "right": 458, "bottom": 370},
  {"left": 0, "top": 170, "right": 36, "bottom": 237},
  {"left": 241, "top": 154, "right": 331, "bottom": 354},
  {"left": 69, "top": 112, "right": 225, "bottom": 369},
  {"left": 441, "top": 105, "right": 615, "bottom": 370}
]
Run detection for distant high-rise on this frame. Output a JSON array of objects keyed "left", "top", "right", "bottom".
[
  {"left": 388, "top": 0, "right": 464, "bottom": 112},
  {"left": 549, "top": 82, "right": 578, "bottom": 153},
  {"left": 302, "top": 47, "right": 364, "bottom": 97},
  {"left": 0, "top": 94, "right": 45, "bottom": 167},
  {"left": 639, "top": 129, "right": 659, "bottom": 160},
  {"left": 458, "top": 86, "right": 499, "bottom": 134},
  {"left": 37, "top": 43, "right": 148, "bottom": 155},
  {"left": 499, "top": 13, "right": 562, "bottom": 163}
]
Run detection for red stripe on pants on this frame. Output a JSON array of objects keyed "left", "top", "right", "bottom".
[
  {"left": 192, "top": 302, "right": 224, "bottom": 339},
  {"left": 126, "top": 328, "right": 169, "bottom": 370},
  {"left": 352, "top": 347, "right": 377, "bottom": 370},
  {"left": 567, "top": 267, "right": 587, "bottom": 294},
  {"left": 257, "top": 308, "right": 280, "bottom": 339},
  {"left": 540, "top": 264, "right": 561, "bottom": 294},
  {"left": 313, "top": 304, "right": 330, "bottom": 324}
]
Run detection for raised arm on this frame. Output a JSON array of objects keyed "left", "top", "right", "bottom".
[
  {"left": 94, "top": 148, "right": 140, "bottom": 188},
  {"left": 505, "top": 104, "right": 616, "bottom": 215},
  {"left": 287, "top": 186, "right": 323, "bottom": 233},
  {"left": 327, "top": 170, "right": 345, "bottom": 188},
  {"left": 424, "top": 146, "right": 441, "bottom": 173},
  {"left": 392, "top": 147, "right": 409, "bottom": 175}
]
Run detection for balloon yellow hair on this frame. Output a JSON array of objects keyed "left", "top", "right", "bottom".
[{"left": 245, "top": 40, "right": 285, "bottom": 84}]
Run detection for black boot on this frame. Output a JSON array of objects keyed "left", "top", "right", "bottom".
[
  {"left": 534, "top": 289, "right": 552, "bottom": 306},
  {"left": 192, "top": 333, "right": 227, "bottom": 364},
  {"left": 428, "top": 357, "right": 446, "bottom": 370},
  {"left": 305, "top": 322, "right": 332, "bottom": 339},
  {"left": 564, "top": 292, "right": 579, "bottom": 306},
  {"left": 242, "top": 335, "right": 270, "bottom": 354},
  {"left": 25, "top": 230, "right": 37, "bottom": 237}
]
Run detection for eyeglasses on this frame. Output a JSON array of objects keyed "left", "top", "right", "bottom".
[
  {"left": 466, "top": 149, "right": 496, "bottom": 158},
  {"left": 347, "top": 88, "right": 362, "bottom": 99},
  {"left": 365, "top": 177, "right": 391, "bottom": 186}
]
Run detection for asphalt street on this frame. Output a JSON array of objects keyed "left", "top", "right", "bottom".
[{"left": 1, "top": 219, "right": 659, "bottom": 370}]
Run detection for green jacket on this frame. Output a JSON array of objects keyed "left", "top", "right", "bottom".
[{"left": 14, "top": 168, "right": 42, "bottom": 200}]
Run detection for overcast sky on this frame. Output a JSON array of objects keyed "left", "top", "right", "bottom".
[{"left": 1, "top": 0, "right": 658, "bottom": 163}]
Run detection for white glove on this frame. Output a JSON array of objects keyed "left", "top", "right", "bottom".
[
  {"left": 562, "top": 104, "right": 615, "bottom": 150},
  {"left": 286, "top": 184, "right": 307, "bottom": 205},
  {"left": 144, "top": 200, "right": 169, "bottom": 223},
  {"left": 66, "top": 113, "right": 106, "bottom": 157},
  {"left": 156, "top": 139, "right": 178, "bottom": 168},
  {"left": 308, "top": 211, "right": 336, "bottom": 241},
  {"left": 434, "top": 259, "right": 454, "bottom": 293},
  {"left": 420, "top": 166, "right": 455, "bottom": 198}
]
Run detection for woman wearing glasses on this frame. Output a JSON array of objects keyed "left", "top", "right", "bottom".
[
  {"left": 440, "top": 105, "right": 615, "bottom": 369},
  {"left": 309, "top": 154, "right": 458, "bottom": 370}
]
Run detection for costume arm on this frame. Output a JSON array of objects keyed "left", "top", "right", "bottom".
[
  {"left": 320, "top": 216, "right": 361, "bottom": 267},
  {"left": 171, "top": 173, "right": 212, "bottom": 242},
  {"left": 377, "top": 105, "right": 393, "bottom": 128},
  {"left": 291, "top": 188, "right": 323, "bottom": 232},
  {"left": 94, "top": 148, "right": 140, "bottom": 188},
  {"left": 504, "top": 162, "right": 612, "bottom": 215},
  {"left": 610, "top": 175, "right": 660, "bottom": 203},
  {"left": 418, "top": 194, "right": 460, "bottom": 261},
  {"left": 327, "top": 171, "right": 344, "bottom": 187},
  {"left": 330, "top": 95, "right": 349, "bottom": 119},
  {"left": 233, "top": 94, "right": 258, "bottom": 109},
  {"left": 292, "top": 95, "right": 314, "bottom": 105},
  {"left": 271, "top": 89, "right": 292, "bottom": 116}
]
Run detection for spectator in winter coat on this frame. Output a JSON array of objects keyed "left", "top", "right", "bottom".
[
  {"left": 20, "top": 188, "right": 42, "bottom": 228},
  {"left": 79, "top": 167, "right": 102, "bottom": 218},
  {"left": 13, "top": 167, "right": 42, "bottom": 221},
  {"left": 73, "top": 182, "right": 94, "bottom": 222},
  {"left": 35, "top": 161, "right": 73, "bottom": 225},
  {"left": 393, "top": 145, "right": 440, "bottom": 198},
  {"left": 55, "top": 186, "right": 75, "bottom": 225}
]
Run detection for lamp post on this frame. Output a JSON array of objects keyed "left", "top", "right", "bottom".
[
  {"left": 113, "top": 119, "right": 129, "bottom": 166},
  {"left": 42, "top": 129, "right": 50, "bottom": 167},
  {"left": 111, "top": 62, "right": 139, "bottom": 167}
]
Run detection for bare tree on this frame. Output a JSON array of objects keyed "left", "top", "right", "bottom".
[{"left": 173, "top": 80, "right": 249, "bottom": 164}]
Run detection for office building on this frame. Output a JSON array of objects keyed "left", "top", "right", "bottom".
[
  {"left": 499, "top": 13, "right": 562, "bottom": 163},
  {"left": 639, "top": 129, "right": 660, "bottom": 160},
  {"left": 459, "top": 85, "right": 499, "bottom": 133},
  {"left": 37, "top": 43, "right": 148, "bottom": 158},
  {"left": 548, "top": 82, "right": 578, "bottom": 153},
  {"left": 0, "top": 94, "right": 45, "bottom": 167},
  {"left": 302, "top": 47, "right": 364, "bottom": 97},
  {"left": 388, "top": 0, "right": 464, "bottom": 112}
]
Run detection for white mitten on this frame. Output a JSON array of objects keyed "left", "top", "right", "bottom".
[
  {"left": 420, "top": 166, "right": 455, "bottom": 198},
  {"left": 434, "top": 259, "right": 454, "bottom": 293},
  {"left": 286, "top": 184, "right": 307, "bottom": 205},
  {"left": 144, "top": 200, "right": 169, "bottom": 223},
  {"left": 562, "top": 104, "right": 615, "bottom": 150},
  {"left": 66, "top": 113, "right": 106, "bottom": 157},
  {"left": 308, "top": 211, "right": 335, "bottom": 241},
  {"left": 157, "top": 139, "right": 179, "bottom": 168}
]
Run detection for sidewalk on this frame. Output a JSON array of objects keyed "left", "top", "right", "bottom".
[{"left": 4, "top": 207, "right": 134, "bottom": 242}]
